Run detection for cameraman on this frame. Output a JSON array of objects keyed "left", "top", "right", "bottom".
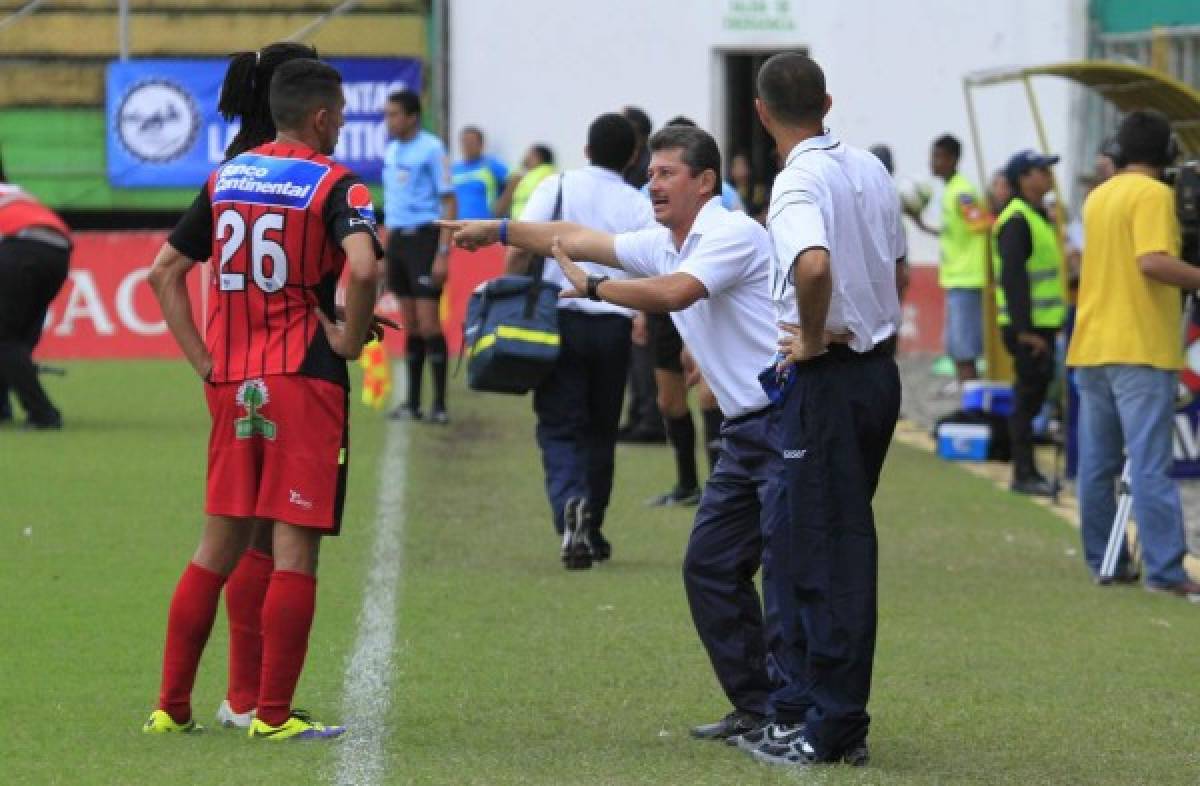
[{"left": 1066, "top": 110, "right": 1200, "bottom": 597}]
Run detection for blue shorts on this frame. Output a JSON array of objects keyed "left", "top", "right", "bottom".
[{"left": 944, "top": 287, "right": 983, "bottom": 361}]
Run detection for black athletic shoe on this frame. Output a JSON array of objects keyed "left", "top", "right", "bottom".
[
  {"left": 428, "top": 408, "right": 450, "bottom": 425},
  {"left": 561, "top": 497, "right": 592, "bottom": 571},
  {"left": 750, "top": 730, "right": 869, "bottom": 768},
  {"left": 585, "top": 528, "right": 611, "bottom": 562},
  {"left": 24, "top": 415, "right": 62, "bottom": 431},
  {"left": 388, "top": 405, "right": 424, "bottom": 421},
  {"left": 646, "top": 486, "right": 702, "bottom": 507},
  {"left": 728, "top": 720, "right": 797, "bottom": 751},
  {"left": 689, "top": 710, "right": 765, "bottom": 740},
  {"left": 1010, "top": 474, "right": 1057, "bottom": 497}
]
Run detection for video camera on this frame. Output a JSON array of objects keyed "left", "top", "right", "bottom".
[{"left": 1168, "top": 159, "right": 1200, "bottom": 266}]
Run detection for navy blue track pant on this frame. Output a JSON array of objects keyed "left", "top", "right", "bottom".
[
  {"left": 770, "top": 343, "right": 900, "bottom": 759},
  {"left": 533, "top": 310, "right": 631, "bottom": 532},
  {"left": 683, "top": 406, "right": 791, "bottom": 715}
]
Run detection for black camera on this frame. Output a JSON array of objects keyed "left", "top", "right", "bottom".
[{"left": 1168, "top": 159, "right": 1200, "bottom": 266}]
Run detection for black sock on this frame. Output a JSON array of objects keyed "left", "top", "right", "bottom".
[
  {"left": 664, "top": 413, "right": 698, "bottom": 492},
  {"left": 405, "top": 334, "right": 425, "bottom": 412},
  {"left": 702, "top": 407, "right": 723, "bottom": 472},
  {"left": 426, "top": 334, "right": 448, "bottom": 412}
]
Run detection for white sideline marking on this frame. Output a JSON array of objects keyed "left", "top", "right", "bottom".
[{"left": 332, "top": 419, "right": 408, "bottom": 786}]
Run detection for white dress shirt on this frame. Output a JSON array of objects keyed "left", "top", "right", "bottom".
[
  {"left": 613, "top": 197, "right": 776, "bottom": 418},
  {"left": 521, "top": 166, "right": 657, "bottom": 317},
  {"left": 768, "top": 132, "right": 905, "bottom": 352}
]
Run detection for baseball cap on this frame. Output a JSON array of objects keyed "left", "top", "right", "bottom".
[{"left": 1005, "top": 149, "right": 1060, "bottom": 186}]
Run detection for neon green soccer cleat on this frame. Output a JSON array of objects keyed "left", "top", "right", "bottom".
[
  {"left": 142, "top": 709, "right": 201, "bottom": 734},
  {"left": 248, "top": 711, "right": 346, "bottom": 741}
]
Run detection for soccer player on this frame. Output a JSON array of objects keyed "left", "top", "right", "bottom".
[
  {"left": 142, "top": 58, "right": 382, "bottom": 740},
  {"left": 206, "top": 40, "right": 318, "bottom": 732}
]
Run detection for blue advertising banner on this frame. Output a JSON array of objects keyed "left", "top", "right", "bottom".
[{"left": 106, "top": 57, "right": 421, "bottom": 187}]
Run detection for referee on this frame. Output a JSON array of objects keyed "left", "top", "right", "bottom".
[
  {"left": 748, "top": 53, "right": 904, "bottom": 768},
  {"left": 381, "top": 90, "right": 457, "bottom": 423}
]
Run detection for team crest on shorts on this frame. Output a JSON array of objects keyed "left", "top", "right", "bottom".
[{"left": 235, "top": 379, "right": 276, "bottom": 440}]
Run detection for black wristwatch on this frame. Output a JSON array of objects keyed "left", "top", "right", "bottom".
[{"left": 585, "top": 274, "right": 610, "bottom": 301}]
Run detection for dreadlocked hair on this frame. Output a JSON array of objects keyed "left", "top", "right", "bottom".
[{"left": 218, "top": 41, "right": 318, "bottom": 159}]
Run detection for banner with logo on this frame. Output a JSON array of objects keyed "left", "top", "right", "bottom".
[{"left": 106, "top": 57, "right": 422, "bottom": 188}]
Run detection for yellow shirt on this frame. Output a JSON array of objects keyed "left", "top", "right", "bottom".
[{"left": 1066, "top": 172, "right": 1183, "bottom": 370}]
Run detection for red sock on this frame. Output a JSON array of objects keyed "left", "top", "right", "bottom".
[
  {"left": 256, "top": 570, "right": 317, "bottom": 727},
  {"left": 224, "top": 548, "right": 274, "bottom": 714},
  {"left": 158, "top": 562, "right": 226, "bottom": 724}
]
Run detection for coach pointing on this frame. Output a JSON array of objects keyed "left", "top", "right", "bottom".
[
  {"left": 445, "top": 125, "right": 789, "bottom": 741},
  {"left": 749, "top": 52, "right": 905, "bottom": 768}
]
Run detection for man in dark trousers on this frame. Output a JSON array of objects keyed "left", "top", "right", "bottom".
[
  {"left": 993, "top": 150, "right": 1066, "bottom": 496},
  {"left": 749, "top": 52, "right": 904, "bottom": 768},
  {"left": 0, "top": 180, "right": 71, "bottom": 429}
]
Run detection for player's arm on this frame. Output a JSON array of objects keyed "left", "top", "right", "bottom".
[
  {"left": 320, "top": 233, "right": 382, "bottom": 360},
  {"left": 549, "top": 239, "right": 705, "bottom": 312},
  {"left": 442, "top": 218, "right": 620, "bottom": 269},
  {"left": 147, "top": 244, "right": 210, "bottom": 380}
]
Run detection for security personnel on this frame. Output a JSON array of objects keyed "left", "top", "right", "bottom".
[
  {"left": 993, "top": 150, "right": 1066, "bottom": 496},
  {"left": 0, "top": 181, "right": 71, "bottom": 429},
  {"left": 751, "top": 52, "right": 904, "bottom": 768}
]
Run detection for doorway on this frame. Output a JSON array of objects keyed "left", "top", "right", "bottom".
[{"left": 721, "top": 49, "right": 800, "bottom": 215}]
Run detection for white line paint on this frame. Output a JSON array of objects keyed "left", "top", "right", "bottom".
[{"left": 332, "top": 419, "right": 408, "bottom": 786}]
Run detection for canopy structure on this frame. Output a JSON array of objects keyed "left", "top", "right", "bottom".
[
  {"left": 961, "top": 60, "right": 1200, "bottom": 382},
  {"left": 965, "top": 60, "right": 1200, "bottom": 157}
]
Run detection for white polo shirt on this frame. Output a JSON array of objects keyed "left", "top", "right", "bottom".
[
  {"left": 522, "top": 166, "right": 657, "bottom": 317},
  {"left": 768, "top": 132, "right": 905, "bottom": 352},
  {"left": 613, "top": 197, "right": 776, "bottom": 418}
]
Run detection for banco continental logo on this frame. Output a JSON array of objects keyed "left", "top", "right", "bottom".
[
  {"left": 235, "top": 379, "right": 276, "bottom": 440},
  {"left": 116, "top": 79, "right": 200, "bottom": 163}
]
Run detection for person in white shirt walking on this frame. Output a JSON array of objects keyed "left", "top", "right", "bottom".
[
  {"left": 505, "top": 112, "right": 657, "bottom": 569},
  {"left": 747, "top": 52, "right": 905, "bottom": 769},
  {"left": 444, "top": 124, "right": 790, "bottom": 743}
]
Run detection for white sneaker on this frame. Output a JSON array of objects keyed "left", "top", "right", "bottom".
[{"left": 216, "top": 699, "right": 255, "bottom": 729}]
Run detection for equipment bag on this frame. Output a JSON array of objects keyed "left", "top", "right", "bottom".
[{"left": 463, "top": 178, "right": 564, "bottom": 394}]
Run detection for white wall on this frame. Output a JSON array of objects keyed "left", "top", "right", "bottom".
[{"left": 449, "top": 0, "right": 1089, "bottom": 262}]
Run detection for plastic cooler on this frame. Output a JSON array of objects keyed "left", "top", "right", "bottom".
[
  {"left": 936, "top": 423, "right": 991, "bottom": 461},
  {"left": 961, "top": 380, "right": 1014, "bottom": 417}
]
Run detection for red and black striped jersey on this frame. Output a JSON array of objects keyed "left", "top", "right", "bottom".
[
  {"left": 0, "top": 184, "right": 70, "bottom": 237},
  {"left": 169, "top": 141, "right": 382, "bottom": 388}
]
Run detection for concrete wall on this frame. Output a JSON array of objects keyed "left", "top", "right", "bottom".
[{"left": 449, "top": 0, "right": 1089, "bottom": 263}]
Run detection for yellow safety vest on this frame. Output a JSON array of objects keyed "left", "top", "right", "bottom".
[
  {"left": 990, "top": 198, "right": 1066, "bottom": 329},
  {"left": 939, "top": 172, "right": 988, "bottom": 289},
  {"left": 511, "top": 164, "right": 555, "bottom": 219}
]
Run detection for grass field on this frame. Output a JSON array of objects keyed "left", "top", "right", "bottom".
[{"left": 3, "top": 360, "right": 1200, "bottom": 785}]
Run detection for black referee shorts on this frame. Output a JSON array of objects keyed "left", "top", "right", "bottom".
[
  {"left": 385, "top": 224, "right": 441, "bottom": 300},
  {"left": 648, "top": 312, "right": 684, "bottom": 373}
]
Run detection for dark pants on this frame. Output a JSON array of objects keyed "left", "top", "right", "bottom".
[
  {"left": 533, "top": 310, "right": 631, "bottom": 532},
  {"left": 772, "top": 344, "right": 900, "bottom": 759},
  {"left": 1002, "top": 327, "right": 1057, "bottom": 479},
  {"left": 683, "top": 406, "right": 789, "bottom": 716},
  {"left": 0, "top": 238, "right": 70, "bottom": 425}
]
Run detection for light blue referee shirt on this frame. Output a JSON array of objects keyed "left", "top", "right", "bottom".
[{"left": 382, "top": 130, "right": 453, "bottom": 230}]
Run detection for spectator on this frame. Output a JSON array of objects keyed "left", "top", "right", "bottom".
[
  {"left": 0, "top": 180, "right": 71, "bottom": 430},
  {"left": 494, "top": 144, "right": 556, "bottom": 219},
  {"left": 987, "top": 168, "right": 1012, "bottom": 216},
  {"left": 993, "top": 150, "right": 1066, "bottom": 496},
  {"left": 913, "top": 134, "right": 990, "bottom": 393},
  {"left": 452, "top": 125, "right": 508, "bottom": 218},
  {"left": 622, "top": 106, "right": 653, "bottom": 189},
  {"left": 730, "top": 151, "right": 768, "bottom": 222},
  {"left": 1066, "top": 109, "right": 1200, "bottom": 597}
]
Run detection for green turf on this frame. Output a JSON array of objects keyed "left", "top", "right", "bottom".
[{"left": 3, "top": 362, "right": 1200, "bottom": 784}]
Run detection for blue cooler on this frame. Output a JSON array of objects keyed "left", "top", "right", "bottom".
[
  {"left": 936, "top": 423, "right": 991, "bottom": 461},
  {"left": 962, "top": 380, "right": 1014, "bottom": 417}
]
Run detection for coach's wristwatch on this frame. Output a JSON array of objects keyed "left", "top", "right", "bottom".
[{"left": 585, "top": 274, "right": 610, "bottom": 301}]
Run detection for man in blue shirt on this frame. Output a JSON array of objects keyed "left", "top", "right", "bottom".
[
  {"left": 452, "top": 126, "right": 508, "bottom": 219},
  {"left": 382, "top": 90, "right": 457, "bottom": 423}
]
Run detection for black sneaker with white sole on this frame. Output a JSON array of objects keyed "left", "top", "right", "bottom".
[
  {"left": 750, "top": 730, "right": 869, "bottom": 768},
  {"left": 730, "top": 721, "right": 803, "bottom": 751},
  {"left": 560, "top": 497, "right": 592, "bottom": 570}
]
